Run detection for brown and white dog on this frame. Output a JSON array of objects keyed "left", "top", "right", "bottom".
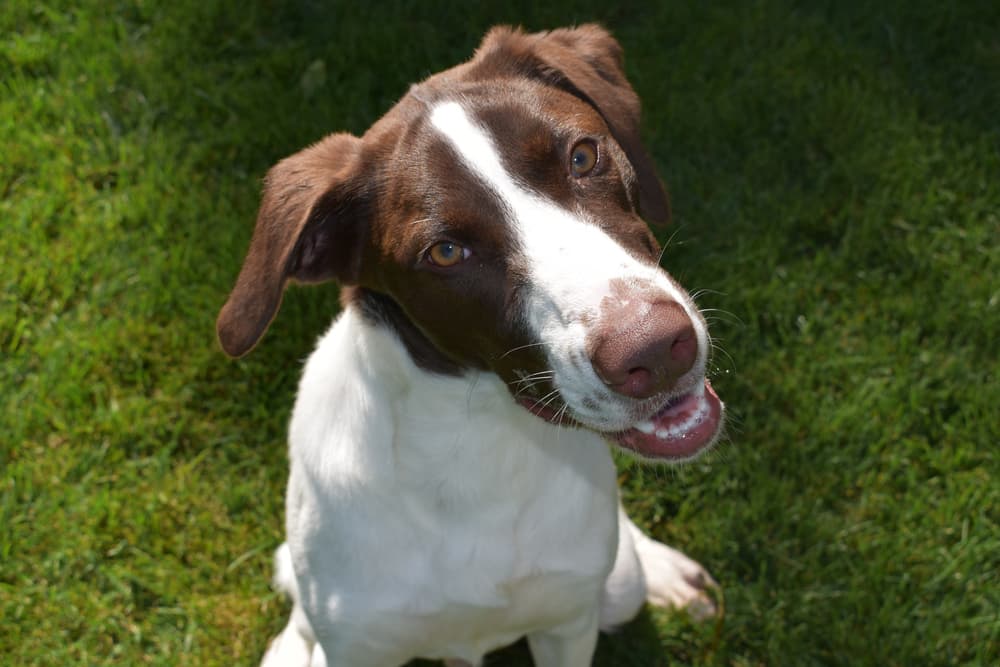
[{"left": 217, "top": 24, "right": 725, "bottom": 667}]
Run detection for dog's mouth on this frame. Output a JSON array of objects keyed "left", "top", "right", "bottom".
[{"left": 518, "top": 379, "right": 723, "bottom": 462}]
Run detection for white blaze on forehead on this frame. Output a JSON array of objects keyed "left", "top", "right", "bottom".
[{"left": 429, "top": 101, "right": 643, "bottom": 320}]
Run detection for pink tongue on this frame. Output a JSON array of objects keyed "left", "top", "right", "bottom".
[{"left": 615, "top": 380, "right": 723, "bottom": 460}]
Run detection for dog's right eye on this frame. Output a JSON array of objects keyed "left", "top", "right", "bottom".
[
  {"left": 426, "top": 241, "right": 470, "bottom": 267},
  {"left": 570, "top": 141, "right": 598, "bottom": 177}
]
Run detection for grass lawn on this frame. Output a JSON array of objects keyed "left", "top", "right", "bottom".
[{"left": 3, "top": 1, "right": 998, "bottom": 665}]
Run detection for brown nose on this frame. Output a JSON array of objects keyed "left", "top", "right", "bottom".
[{"left": 589, "top": 299, "right": 697, "bottom": 399}]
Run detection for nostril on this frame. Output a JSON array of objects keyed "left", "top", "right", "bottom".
[
  {"left": 621, "top": 367, "right": 654, "bottom": 399},
  {"left": 670, "top": 329, "right": 697, "bottom": 365}
]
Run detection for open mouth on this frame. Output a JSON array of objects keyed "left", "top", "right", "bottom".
[
  {"left": 518, "top": 379, "right": 724, "bottom": 462},
  {"left": 613, "top": 380, "right": 723, "bottom": 461}
]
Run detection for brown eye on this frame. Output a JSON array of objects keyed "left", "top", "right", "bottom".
[
  {"left": 427, "top": 241, "right": 468, "bottom": 267},
  {"left": 570, "top": 141, "right": 598, "bottom": 177}
]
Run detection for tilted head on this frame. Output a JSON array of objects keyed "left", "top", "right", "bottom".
[{"left": 217, "top": 25, "right": 724, "bottom": 461}]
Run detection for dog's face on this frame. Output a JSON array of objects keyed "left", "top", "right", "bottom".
[{"left": 218, "top": 25, "right": 723, "bottom": 461}]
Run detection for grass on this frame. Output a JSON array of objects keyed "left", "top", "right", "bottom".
[{"left": 2, "top": 0, "right": 998, "bottom": 664}]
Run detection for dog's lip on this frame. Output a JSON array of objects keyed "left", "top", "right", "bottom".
[
  {"left": 516, "top": 396, "right": 580, "bottom": 427},
  {"left": 613, "top": 379, "right": 723, "bottom": 461},
  {"left": 517, "top": 379, "right": 723, "bottom": 461}
]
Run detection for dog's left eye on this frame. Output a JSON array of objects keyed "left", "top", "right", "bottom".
[
  {"left": 426, "top": 241, "right": 470, "bottom": 267},
  {"left": 570, "top": 141, "right": 598, "bottom": 177}
]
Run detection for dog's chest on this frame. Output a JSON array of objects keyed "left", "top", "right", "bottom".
[{"left": 285, "top": 308, "right": 620, "bottom": 657}]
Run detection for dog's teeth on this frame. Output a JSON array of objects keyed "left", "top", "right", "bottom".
[
  {"left": 653, "top": 397, "right": 710, "bottom": 440},
  {"left": 634, "top": 420, "right": 655, "bottom": 434}
]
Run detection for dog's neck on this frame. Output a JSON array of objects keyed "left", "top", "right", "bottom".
[
  {"left": 291, "top": 304, "right": 615, "bottom": 496},
  {"left": 343, "top": 286, "right": 466, "bottom": 377}
]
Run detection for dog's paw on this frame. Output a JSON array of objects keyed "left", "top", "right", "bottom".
[
  {"left": 634, "top": 536, "right": 719, "bottom": 621},
  {"left": 260, "top": 623, "right": 313, "bottom": 667}
]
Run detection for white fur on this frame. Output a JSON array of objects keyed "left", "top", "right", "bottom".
[
  {"left": 263, "top": 307, "right": 716, "bottom": 666},
  {"left": 263, "top": 98, "right": 719, "bottom": 667},
  {"left": 277, "top": 308, "right": 617, "bottom": 666},
  {"left": 429, "top": 101, "right": 710, "bottom": 433}
]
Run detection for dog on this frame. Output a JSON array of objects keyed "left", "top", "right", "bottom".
[{"left": 217, "top": 24, "right": 725, "bottom": 667}]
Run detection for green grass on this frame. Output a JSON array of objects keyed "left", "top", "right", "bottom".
[{"left": 2, "top": 1, "right": 998, "bottom": 665}]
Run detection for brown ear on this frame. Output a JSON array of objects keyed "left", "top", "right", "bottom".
[
  {"left": 217, "top": 133, "right": 369, "bottom": 357},
  {"left": 475, "top": 25, "right": 671, "bottom": 225}
]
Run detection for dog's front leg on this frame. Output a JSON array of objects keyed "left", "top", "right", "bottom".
[
  {"left": 526, "top": 607, "right": 600, "bottom": 667},
  {"left": 599, "top": 502, "right": 719, "bottom": 629},
  {"left": 622, "top": 508, "right": 719, "bottom": 620}
]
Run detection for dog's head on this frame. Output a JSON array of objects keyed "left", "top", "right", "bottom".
[{"left": 217, "top": 25, "right": 723, "bottom": 461}]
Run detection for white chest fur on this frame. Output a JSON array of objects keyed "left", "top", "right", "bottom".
[{"left": 283, "top": 306, "right": 619, "bottom": 662}]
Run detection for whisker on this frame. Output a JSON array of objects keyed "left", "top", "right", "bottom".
[
  {"left": 554, "top": 403, "right": 571, "bottom": 427},
  {"left": 708, "top": 340, "right": 737, "bottom": 376},
  {"left": 510, "top": 373, "right": 555, "bottom": 396},
  {"left": 656, "top": 224, "right": 687, "bottom": 266},
  {"left": 691, "top": 287, "right": 728, "bottom": 298},
  {"left": 700, "top": 307, "right": 744, "bottom": 327},
  {"left": 497, "top": 341, "right": 548, "bottom": 360},
  {"left": 530, "top": 389, "right": 563, "bottom": 413},
  {"left": 537, "top": 388, "right": 562, "bottom": 406},
  {"left": 552, "top": 402, "right": 571, "bottom": 445},
  {"left": 514, "top": 383, "right": 559, "bottom": 403},
  {"left": 511, "top": 369, "right": 555, "bottom": 383},
  {"left": 513, "top": 383, "right": 546, "bottom": 400}
]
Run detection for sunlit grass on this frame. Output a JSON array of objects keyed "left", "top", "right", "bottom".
[{"left": 3, "top": 1, "right": 997, "bottom": 664}]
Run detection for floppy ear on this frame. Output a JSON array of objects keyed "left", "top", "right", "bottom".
[
  {"left": 217, "top": 133, "right": 369, "bottom": 357},
  {"left": 475, "top": 25, "right": 671, "bottom": 225}
]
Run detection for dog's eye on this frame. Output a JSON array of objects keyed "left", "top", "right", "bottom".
[
  {"left": 570, "top": 141, "right": 598, "bottom": 177},
  {"left": 426, "top": 241, "right": 469, "bottom": 267}
]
